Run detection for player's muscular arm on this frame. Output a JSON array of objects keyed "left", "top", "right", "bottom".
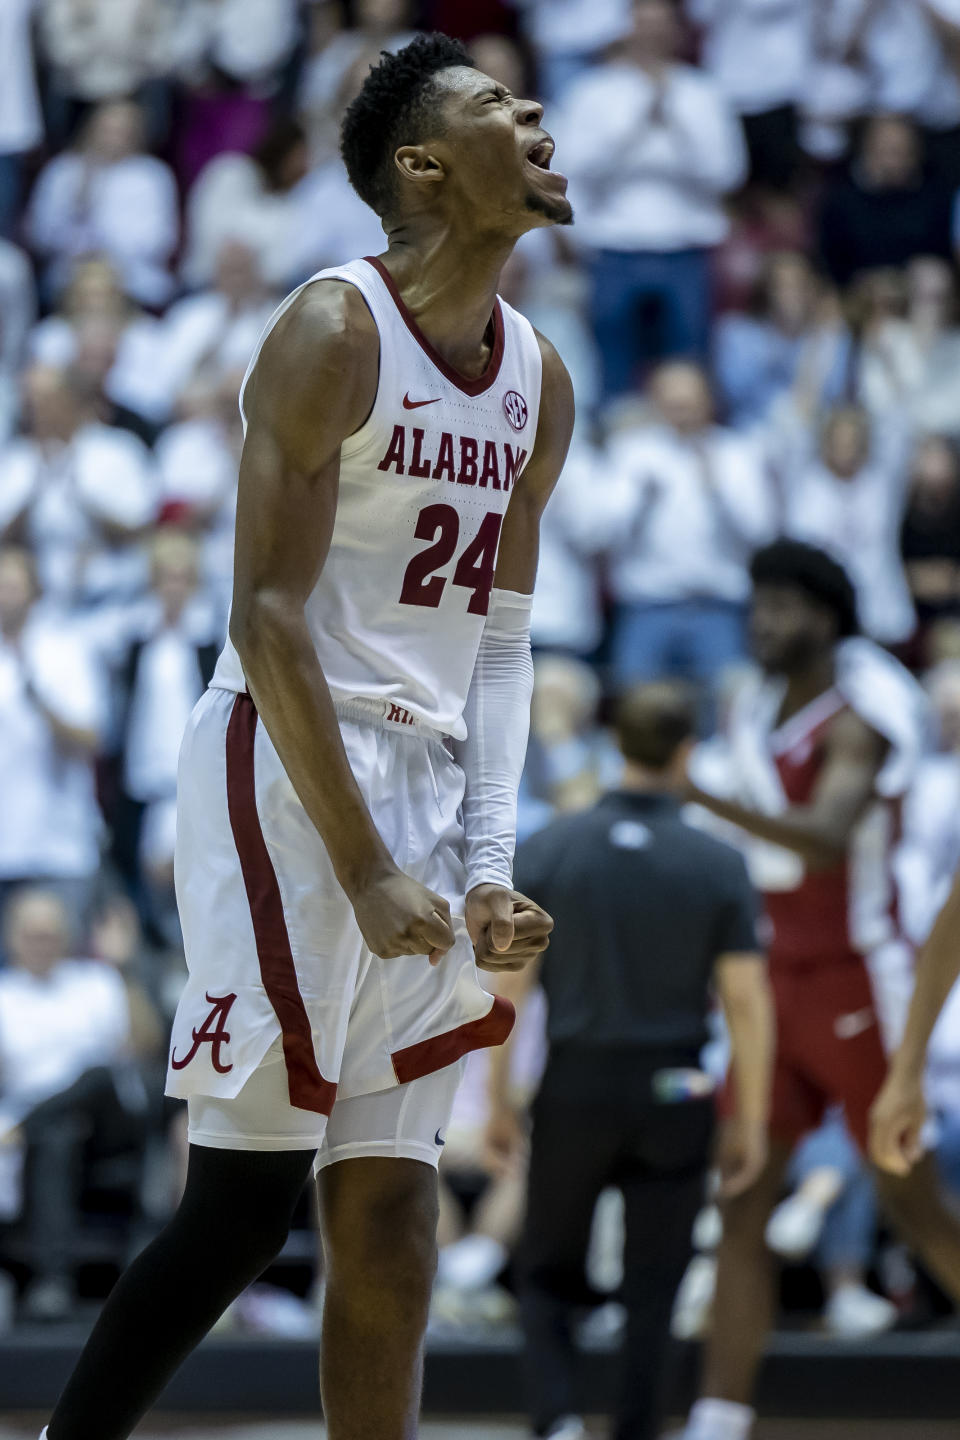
[
  {"left": 871, "top": 869, "right": 960, "bottom": 1173},
  {"left": 493, "top": 332, "right": 575, "bottom": 593},
  {"left": 460, "top": 335, "right": 574, "bottom": 963},
  {"left": 688, "top": 710, "right": 887, "bottom": 869},
  {"left": 230, "top": 283, "right": 455, "bottom": 963}
]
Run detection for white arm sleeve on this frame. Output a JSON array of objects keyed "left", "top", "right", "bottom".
[{"left": 454, "top": 588, "right": 535, "bottom": 895}]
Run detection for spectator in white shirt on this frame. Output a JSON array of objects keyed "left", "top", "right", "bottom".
[
  {"left": 0, "top": 0, "right": 43, "bottom": 239},
  {"left": 519, "top": 654, "right": 622, "bottom": 836},
  {"left": 0, "top": 549, "right": 105, "bottom": 921},
  {"left": 180, "top": 117, "right": 316, "bottom": 291},
  {"left": 28, "top": 255, "right": 166, "bottom": 432},
  {"left": 513, "top": 0, "right": 633, "bottom": 99},
  {"left": 784, "top": 405, "right": 916, "bottom": 645},
  {"left": 27, "top": 99, "right": 179, "bottom": 308},
  {"left": 173, "top": 0, "right": 301, "bottom": 92},
  {"left": 799, "top": 0, "right": 960, "bottom": 168},
  {"left": 289, "top": 155, "right": 389, "bottom": 277},
  {"left": 855, "top": 256, "right": 960, "bottom": 439},
  {"left": 0, "top": 365, "right": 158, "bottom": 608},
  {"left": 687, "top": 0, "right": 811, "bottom": 189},
  {"left": 554, "top": 0, "right": 748, "bottom": 400},
  {"left": 152, "top": 241, "right": 279, "bottom": 421},
  {"left": 531, "top": 443, "right": 611, "bottom": 656},
  {"left": 0, "top": 887, "right": 160, "bottom": 1321},
  {"left": 606, "top": 361, "right": 775, "bottom": 687},
  {"left": 713, "top": 251, "right": 850, "bottom": 430},
  {"left": 298, "top": 0, "right": 417, "bottom": 162},
  {"left": 0, "top": 240, "right": 36, "bottom": 445},
  {"left": 850, "top": 0, "right": 960, "bottom": 170},
  {"left": 105, "top": 530, "right": 222, "bottom": 937},
  {"left": 155, "top": 370, "right": 244, "bottom": 613},
  {"left": 39, "top": 0, "right": 179, "bottom": 141}
]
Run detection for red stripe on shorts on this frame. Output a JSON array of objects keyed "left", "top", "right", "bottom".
[
  {"left": 391, "top": 995, "right": 516, "bottom": 1085},
  {"left": 225, "top": 692, "right": 338, "bottom": 1116}
]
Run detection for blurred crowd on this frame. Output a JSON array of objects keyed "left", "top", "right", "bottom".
[{"left": 5, "top": 0, "right": 960, "bottom": 1345}]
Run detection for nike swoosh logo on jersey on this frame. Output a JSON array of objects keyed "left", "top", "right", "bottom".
[
  {"left": 434, "top": 1129, "right": 446, "bottom": 1146},
  {"left": 403, "top": 393, "right": 441, "bottom": 409},
  {"left": 834, "top": 1007, "right": 877, "bottom": 1040}
]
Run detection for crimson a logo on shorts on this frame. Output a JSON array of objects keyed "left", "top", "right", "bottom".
[
  {"left": 503, "top": 390, "right": 528, "bottom": 431},
  {"left": 170, "top": 992, "right": 237, "bottom": 1074}
]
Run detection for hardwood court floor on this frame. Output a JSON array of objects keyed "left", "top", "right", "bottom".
[{"left": 4, "top": 1421, "right": 960, "bottom": 1439}]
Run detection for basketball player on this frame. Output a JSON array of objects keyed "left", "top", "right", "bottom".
[
  {"left": 672, "top": 540, "right": 960, "bottom": 1440},
  {"left": 40, "top": 34, "right": 572, "bottom": 1440}
]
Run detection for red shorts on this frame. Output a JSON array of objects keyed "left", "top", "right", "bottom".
[{"left": 723, "top": 957, "right": 888, "bottom": 1153}]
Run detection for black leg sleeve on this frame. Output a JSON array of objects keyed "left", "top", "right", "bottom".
[{"left": 47, "top": 1143, "right": 316, "bottom": 1440}]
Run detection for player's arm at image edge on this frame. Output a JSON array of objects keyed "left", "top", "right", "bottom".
[
  {"left": 869, "top": 872, "right": 960, "bottom": 1173},
  {"left": 888, "top": 868, "right": 960, "bottom": 1083}
]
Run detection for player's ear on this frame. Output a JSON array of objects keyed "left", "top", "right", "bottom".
[{"left": 394, "top": 145, "right": 445, "bottom": 188}]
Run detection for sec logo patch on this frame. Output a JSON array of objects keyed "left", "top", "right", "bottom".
[{"left": 503, "top": 390, "right": 528, "bottom": 431}]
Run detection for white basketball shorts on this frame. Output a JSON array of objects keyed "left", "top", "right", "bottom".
[
  {"left": 165, "top": 687, "right": 514, "bottom": 1156},
  {"left": 188, "top": 1041, "right": 466, "bottom": 1168}
]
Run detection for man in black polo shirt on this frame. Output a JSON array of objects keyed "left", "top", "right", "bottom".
[{"left": 488, "top": 681, "right": 774, "bottom": 1440}]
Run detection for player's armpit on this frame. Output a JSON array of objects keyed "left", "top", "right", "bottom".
[{"left": 492, "top": 331, "right": 574, "bottom": 595}]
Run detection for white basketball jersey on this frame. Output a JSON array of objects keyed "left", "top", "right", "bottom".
[{"left": 211, "top": 256, "right": 543, "bottom": 739}]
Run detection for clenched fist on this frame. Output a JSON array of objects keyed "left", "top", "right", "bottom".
[
  {"left": 869, "top": 1067, "right": 927, "bottom": 1177},
  {"left": 465, "top": 885, "right": 553, "bottom": 972},
  {"left": 349, "top": 865, "right": 456, "bottom": 963}
]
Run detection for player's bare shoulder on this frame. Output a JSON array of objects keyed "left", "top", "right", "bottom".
[
  {"left": 825, "top": 706, "right": 889, "bottom": 771},
  {"left": 244, "top": 279, "right": 381, "bottom": 465}
]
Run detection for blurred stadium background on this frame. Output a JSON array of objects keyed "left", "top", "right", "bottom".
[{"left": 5, "top": 0, "right": 960, "bottom": 1434}]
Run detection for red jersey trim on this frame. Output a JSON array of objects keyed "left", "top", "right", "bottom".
[
  {"left": 364, "top": 256, "right": 506, "bottom": 397},
  {"left": 391, "top": 995, "right": 516, "bottom": 1085},
  {"left": 225, "top": 693, "right": 338, "bottom": 1117}
]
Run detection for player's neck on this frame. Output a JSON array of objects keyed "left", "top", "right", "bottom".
[
  {"left": 377, "top": 224, "right": 518, "bottom": 377},
  {"left": 779, "top": 653, "right": 837, "bottom": 720}
]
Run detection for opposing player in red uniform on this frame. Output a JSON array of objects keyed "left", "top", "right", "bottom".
[
  {"left": 674, "top": 540, "right": 960, "bottom": 1440},
  {"left": 41, "top": 34, "right": 571, "bottom": 1440}
]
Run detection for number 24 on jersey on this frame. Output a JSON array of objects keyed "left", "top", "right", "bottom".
[{"left": 399, "top": 504, "right": 503, "bottom": 617}]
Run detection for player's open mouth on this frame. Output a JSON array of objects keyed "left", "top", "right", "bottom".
[{"left": 524, "top": 137, "right": 568, "bottom": 188}]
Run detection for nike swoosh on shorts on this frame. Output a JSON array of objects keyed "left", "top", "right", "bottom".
[{"left": 834, "top": 1007, "right": 877, "bottom": 1040}]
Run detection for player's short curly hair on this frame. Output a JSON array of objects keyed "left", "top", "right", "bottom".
[
  {"left": 750, "top": 539, "right": 859, "bottom": 638},
  {"left": 340, "top": 33, "right": 476, "bottom": 218}
]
